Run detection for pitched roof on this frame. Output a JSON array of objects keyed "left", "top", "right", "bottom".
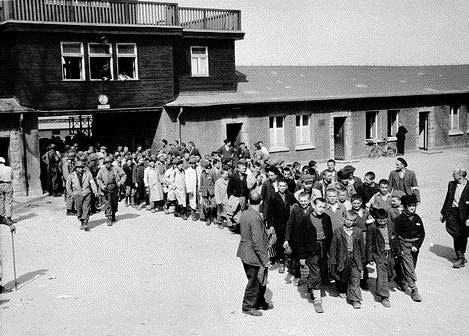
[
  {"left": 0, "top": 97, "right": 35, "bottom": 113},
  {"left": 166, "top": 65, "right": 469, "bottom": 107}
]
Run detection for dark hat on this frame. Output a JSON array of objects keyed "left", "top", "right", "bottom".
[
  {"left": 373, "top": 208, "right": 388, "bottom": 220},
  {"left": 397, "top": 157, "right": 408, "bottom": 167},
  {"left": 74, "top": 160, "right": 85, "bottom": 168},
  {"left": 391, "top": 190, "right": 406, "bottom": 199},
  {"left": 265, "top": 165, "right": 281, "bottom": 176},
  {"left": 337, "top": 169, "right": 349, "bottom": 180},
  {"left": 223, "top": 139, "right": 230, "bottom": 144},
  {"left": 104, "top": 156, "right": 113, "bottom": 163},
  {"left": 308, "top": 160, "right": 317, "bottom": 166},
  {"left": 401, "top": 194, "right": 418, "bottom": 206},
  {"left": 343, "top": 165, "right": 356, "bottom": 173}
]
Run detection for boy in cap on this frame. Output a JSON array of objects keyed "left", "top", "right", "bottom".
[
  {"left": 394, "top": 194, "right": 424, "bottom": 302},
  {"left": 294, "top": 174, "right": 321, "bottom": 203},
  {"left": 366, "top": 208, "right": 401, "bottom": 307},
  {"left": 330, "top": 210, "right": 365, "bottom": 309}
]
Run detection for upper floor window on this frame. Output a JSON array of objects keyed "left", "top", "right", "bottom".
[
  {"left": 366, "top": 111, "right": 379, "bottom": 139},
  {"left": 269, "top": 116, "right": 285, "bottom": 148},
  {"left": 191, "top": 46, "right": 209, "bottom": 77},
  {"left": 387, "top": 110, "right": 399, "bottom": 137},
  {"left": 89, "top": 43, "right": 113, "bottom": 81},
  {"left": 116, "top": 43, "right": 138, "bottom": 80},
  {"left": 295, "top": 114, "right": 312, "bottom": 145},
  {"left": 61, "top": 42, "right": 84, "bottom": 80},
  {"left": 449, "top": 105, "right": 460, "bottom": 131}
]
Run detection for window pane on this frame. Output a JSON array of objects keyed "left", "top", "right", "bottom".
[
  {"left": 90, "top": 57, "right": 112, "bottom": 80},
  {"left": 199, "top": 58, "right": 208, "bottom": 75},
  {"left": 62, "top": 57, "right": 82, "bottom": 79},
  {"left": 269, "top": 128, "right": 275, "bottom": 145},
  {"left": 303, "top": 115, "right": 309, "bottom": 126},
  {"left": 276, "top": 116, "right": 283, "bottom": 128},
  {"left": 191, "top": 57, "right": 199, "bottom": 75},
  {"left": 117, "top": 58, "right": 136, "bottom": 79},
  {"left": 295, "top": 115, "right": 300, "bottom": 127},
  {"left": 295, "top": 127, "right": 301, "bottom": 144},
  {"left": 117, "top": 44, "right": 136, "bottom": 55},
  {"left": 269, "top": 117, "right": 274, "bottom": 129},
  {"left": 62, "top": 43, "right": 81, "bottom": 54},
  {"left": 302, "top": 127, "right": 310, "bottom": 144},
  {"left": 276, "top": 128, "right": 284, "bottom": 146},
  {"left": 90, "top": 44, "right": 111, "bottom": 55},
  {"left": 192, "top": 47, "right": 207, "bottom": 55}
]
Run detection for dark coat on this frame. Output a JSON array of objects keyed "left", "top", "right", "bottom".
[
  {"left": 310, "top": 212, "right": 333, "bottom": 252},
  {"left": 199, "top": 169, "right": 218, "bottom": 197},
  {"left": 440, "top": 180, "right": 469, "bottom": 223},
  {"left": 285, "top": 204, "right": 317, "bottom": 258},
  {"left": 261, "top": 179, "right": 277, "bottom": 219},
  {"left": 394, "top": 211, "right": 425, "bottom": 249},
  {"left": 227, "top": 173, "right": 249, "bottom": 199},
  {"left": 388, "top": 169, "right": 420, "bottom": 202},
  {"left": 366, "top": 220, "right": 401, "bottom": 264},
  {"left": 267, "top": 191, "right": 297, "bottom": 231},
  {"left": 236, "top": 207, "right": 270, "bottom": 267},
  {"left": 330, "top": 227, "right": 365, "bottom": 272}
]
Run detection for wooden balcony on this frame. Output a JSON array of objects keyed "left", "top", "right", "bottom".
[{"left": 0, "top": 0, "right": 241, "bottom": 31}]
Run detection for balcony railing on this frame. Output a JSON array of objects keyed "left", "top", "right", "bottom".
[{"left": 0, "top": 0, "right": 241, "bottom": 30}]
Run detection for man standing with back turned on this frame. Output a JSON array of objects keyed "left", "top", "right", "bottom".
[{"left": 236, "top": 191, "right": 273, "bottom": 317}]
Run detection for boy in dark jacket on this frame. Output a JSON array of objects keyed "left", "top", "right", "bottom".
[
  {"left": 330, "top": 210, "right": 365, "bottom": 309},
  {"left": 394, "top": 194, "right": 424, "bottom": 302},
  {"left": 366, "top": 208, "right": 401, "bottom": 308},
  {"left": 267, "top": 179, "right": 297, "bottom": 273},
  {"left": 284, "top": 192, "right": 325, "bottom": 313}
]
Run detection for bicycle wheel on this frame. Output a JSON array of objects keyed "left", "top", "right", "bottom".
[
  {"left": 369, "top": 145, "right": 379, "bottom": 159},
  {"left": 387, "top": 144, "right": 398, "bottom": 157}
]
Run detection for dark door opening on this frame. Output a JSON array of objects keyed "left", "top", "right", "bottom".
[
  {"left": 419, "top": 112, "right": 429, "bottom": 150},
  {"left": 0, "top": 137, "right": 10, "bottom": 165},
  {"left": 334, "top": 117, "right": 346, "bottom": 160},
  {"left": 226, "top": 123, "right": 243, "bottom": 146}
]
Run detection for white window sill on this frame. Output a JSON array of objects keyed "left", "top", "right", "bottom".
[
  {"left": 295, "top": 144, "right": 315, "bottom": 151},
  {"left": 449, "top": 130, "right": 464, "bottom": 136},
  {"left": 387, "top": 136, "right": 397, "bottom": 141},
  {"left": 191, "top": 75, "right": 210, "bottom": 78},
  {"left": 269, "top": 146, "right": 289, "bottom": 153}
]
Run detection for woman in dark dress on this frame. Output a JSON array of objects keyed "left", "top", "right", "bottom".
[{"left": 396, "top": 123, "right": 408, "bottom": 155}]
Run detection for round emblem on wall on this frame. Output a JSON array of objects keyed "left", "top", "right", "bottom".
[{"left": 98, "top": 94, "right": 109, "bottom": 105}]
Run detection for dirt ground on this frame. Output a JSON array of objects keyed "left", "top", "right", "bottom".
[{"left": 1, "top": 149, "right": 468, "bottom": 336}]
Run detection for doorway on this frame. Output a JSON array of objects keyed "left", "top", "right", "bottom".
[
  {"left": 0, "top": 137, "right": 10, "bottom": 165},
  {"left": 419, "top": 112, "right": 429, "bottom": 150},
  {"left": 334, "top": 117, "right": 346, "bottom": 160},
  {"left": 226, "top": 123, "right": 243, "bottom": 146}
]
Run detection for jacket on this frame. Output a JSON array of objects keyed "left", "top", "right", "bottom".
[
  {"left": 330, "top": 227, "right": 365, "bottom": 272},
  {"left": 394, "top": 211, "right": 425, "bottom": 249},
  {"left": 214, "top": 177, "right": 229, "bottom": 205},
  {"left": 236, "top": 207, "right": 270, "bottom": 267},
  {"left": 440, "top": 180, "right": 469, "bottom": 223},
  {"left": 227, "top": 173, "right": 249, "bottom": 199},
  {"left": 267, "top": 191, "right": 297, "bottom": 230},
  {"left": 261, "top": 179, "right": 277, "bottom": 220},
  {"left": 96, "top": 166, "right": 126, "bottom": 190},
  {"left": 285, "top": 204, "right": 318, "bottom": 258},
  {"left": 388, "top": 169, "right": 420, "bottom": 202},
  {"left": 199, "top": 169, "right": 218, "bottom": 197},
  {"left": 366, "top": 220, "right": 401, "bottom": 264},
  {"left": 66, "top": 171, "right": 97, "bottom": 197}
]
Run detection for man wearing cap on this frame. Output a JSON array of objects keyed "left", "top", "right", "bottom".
[
  {"left": 236, "top": 191, "right": 272, "bottom": 317},
  {"left": 440, "top": 168, "right": 469, "bottom": 268},
  {"left": 62, "top": 153, "right": 76, "bottom": 215},
  {"left": 42, "top": 144, "right": 62, "bottom": 197},
  {"left": 388, "top": 158, "right": 420, "bottom": 203},
  {"left": 66, "top": 161, "right": 98, "bottom": 231},
  {"left": 96, "top": 156, "right": 126, "bottom": 226},
  {"left": 0, "top": 157, "right": 14, "bottom": 225}
]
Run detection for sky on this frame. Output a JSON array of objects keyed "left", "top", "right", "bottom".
[{"left": 176, "top": 0, "right": 469, "bottom": 66}]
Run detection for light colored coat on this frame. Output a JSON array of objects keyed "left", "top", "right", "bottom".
[
  {"left": 173, "top": 169, "right": 186, "bottom": 207},
  {"left": 185, "top": 167, "right": 197, "bottom": 209},
  {"left": 144, "top": 166, "right": 164, "bottom": 202},
  {"left": 66, "top": 171, "right": 97, "bottom": 197}
]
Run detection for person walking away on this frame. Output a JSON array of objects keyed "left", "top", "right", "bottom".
[
  {"left": 66, "top": 160, "right": 98, "bottom": 231},
  {"left": 236, "top": 191, "right": 273, "bottom": 317},
  {"left": 0, "top": 157, "right": 14, "bottom": 225},
  {"left": 395, "top": 122, "right": 408, "bottom": 155},
  {"left": 96, "top": 156, "right": 126, "bottom": 226},
  {"left": 440, "top": 168, "right": 469, "bottom": 268}
]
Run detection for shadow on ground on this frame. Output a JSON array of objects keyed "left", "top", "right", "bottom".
[
  {"left": 429, "top": 244, "right": 455, "bottom": 263},
  {"left": 13, "top": 213, "right": 38, "bottom": 223},
  {"left": 88, "top": 213, "right": 140, "bottom": 230},
  {"left": 3, "top": 269, "right": 49, "bottom": 291}
]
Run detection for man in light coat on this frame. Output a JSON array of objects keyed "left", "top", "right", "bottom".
[
  {"left": 185, "top": 158, "right": 198, "bottom": 220},
  {"left": 144, "top": 159, "right": 164, "bottom": 213}
]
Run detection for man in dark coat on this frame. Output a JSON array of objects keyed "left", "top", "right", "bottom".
[
  {"left": 261, "top": 165, "right": 281, "bottom": 221},
  {"left": 42, "top": 144, "right": 62, "bottom": 196},
  {"left": 236, "top": 191, "right": 272, "bottom": 317},
  {"left": 440, "top": 168, "right": 469, "bottom": 268},
  {"left": 395, "top": 123, "right": 408, "bottom": 155},
  {"left": 388, "top": 157, "right": 420, "bottom": 203}
]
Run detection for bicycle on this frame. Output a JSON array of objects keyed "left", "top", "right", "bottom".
[{"left": 367, "top": 138, "right": 398, "bottom": 159}]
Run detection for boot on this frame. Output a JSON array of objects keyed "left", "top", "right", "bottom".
[
  {"left": 312, "top": 290, "right": 323, "bottom": 313},
  {"left": 181, "top": 208, "right": 188, "bottom": 220},
  {"left": 278, "top": 260, "right": 285, "bottom": 274},
  {"left": 410, "top": 287, "right": 422, "bottom": 302},
  {"left": 107, "top": 216, "right": 113, "bottom": 226},
  {"left": 79, "top": 219, "right": 85, "bottom": 230},
  {"left": 453, "top": 253, "right": 466, "bottom": 268},
  {"left": 83, "top": 219, "right": 90, "bottom": 231},
  {"left": 125, "top": 197, "right": 129, "bottom": 207}
]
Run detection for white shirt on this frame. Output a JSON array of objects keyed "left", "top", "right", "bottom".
[{"left": 0, "top": 164, "right": 13, "bottom": 182}]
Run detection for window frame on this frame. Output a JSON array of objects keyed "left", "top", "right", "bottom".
[
  {"left": 116, "top": 43, "right": 139, "bottom": 81},
  {"left": 60, "top": 41, "right": 85, "bottom": 81},
  {"left": 449, "top": 105, "right": 460, "bottom": 131},
  {"left": 190, "top": 46, "right": 209, "bottom": 77},
  {"left": 269, "top": 115, "right": 287, "bottom": 150},
  {"left": 88, "top": 42, "right": 114, "bottom": 81},
  {"left": 366, "top": 111, "right": 379, "bottom": 140},
  {"left": 295, "top": 114, "right": 313, "bottom": 148},
  {"left": 387, "top": 109, "right": 399, "bottom": 138}
]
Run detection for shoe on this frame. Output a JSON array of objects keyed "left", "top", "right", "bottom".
[
  {"left": 278, "top": 263, "right": 285, "bottom": 274},
  {"left": 381, "top": 297, "right": 391, "bottom": 308},
  {"left": 453, "top": 258, "right": 466, "bottom": 268},
  {"left": 4, "top": 218, "right": 14, "bottom": 225},
  {"left": 352, "top": 301, "right": 361, "bottom": 309},
  {"left": 112, "top": 215, "right": 116, "bottom": 222},
  {"left": 107, "top": 217, "right": 113, "bottom": 226},
  {"left": 411, "top": 288, "right": 422, "bottom": 302},
  {"left": 396, "top": 281, "right": 407, "bottom": 292},
  {"left": 258, "top": 302, "right": 274, "bottom": 311},
  {"left": 243, "top": 309, "right": 262, "bottom": 317},
  {"left": 313, "top": 300, "right": 324, "bottom": 313},
  {"left": 151, "top": 208, "right": 156, "bottom": 213},
  {"left": 205, "top": 219, "right": 211, "bottom": 226},
  {"left": 66, "top": 210, "right": 74, "bottom": 216},
  {"left": 80, "top": 221, "right": 85, "bottom": 230},
  {"left": 83, "top": 219, "right": 89, "bottom": 231},
  {"left": 339, "top": 293, "right": 347, "bottom": 299}
]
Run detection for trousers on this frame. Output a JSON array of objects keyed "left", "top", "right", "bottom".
[
  {"left": 395, "top": 239, "right": 418, "bottom": 289},
  {"left": 241, "top": 263, "right": 268, "bottom": 311},
  {"left": 337, "top": 252, "right": 362, "bottom": 302},
  {"left": 74, "top": 194, "right": 92, "bottom": 221},
  {"left": 103, "top": 184, "right": 119, "bottom": 218},
  {"left": 375, "top": 251, "right": 395, "bottom": 298},
  {"left": 0, "top": 183, "right": 13, "bottom": 218}
]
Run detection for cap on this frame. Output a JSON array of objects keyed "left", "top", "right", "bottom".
[
  {"left": 343, "top": 165, "right": 356, "bottom": 172},
  {"left": 397, "top": 157, "right": 408, "bottom": 168},
  {"left": 104, "top": 156, "right": 113, "bottom": 163},
  {"left": 74, "top": 160, "right": 85, "bottom": 168},
  {"left": 265, "top": 165, "right": 281, "bottom": 176},
  {"left": 391, "top": 190, "right": 406, "bottom": 199},
  {"left": 373, "top": 208, "right": 388, "bottom": 220},
  {"left": 401, "top": 194, "right": 418, "bottom": 206},
  {"left": 301, "top": 174, "right": 315, "bottom": 183}
]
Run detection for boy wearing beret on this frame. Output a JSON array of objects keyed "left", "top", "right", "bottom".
[
  {"left": 394, "top": 194, "right": 424, "bottom": 302},
  {"left": 366, "top": 208, "right": 401, "bottom": 307}
]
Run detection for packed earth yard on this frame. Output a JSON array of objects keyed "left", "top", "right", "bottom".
[{"left": 1, "top": 149, "right": 468, "bottom": 336}]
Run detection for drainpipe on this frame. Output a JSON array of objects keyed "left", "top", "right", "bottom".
[
  {"left": 177, "top": 107, "right": 183, "bottom": 145},
  {"left": 19, "top": 113, "right": 29, "bottom": 196}
]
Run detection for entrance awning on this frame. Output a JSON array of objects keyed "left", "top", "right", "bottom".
[{"left": 0, "top": 97, "right": 35, "bottom": 114}]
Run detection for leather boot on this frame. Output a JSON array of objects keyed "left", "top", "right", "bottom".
[
  {"left": 83, "top": 219, "right": 90, "bottom": 231},
  {"left": 107, "top": 216, "right": 113, "bottom": 226},
  {"left": 453, "top": 252, "right": 466, "bottom": 268},
  {"left": 79, "top": 219, "right": 85, "bottom": 230}
]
